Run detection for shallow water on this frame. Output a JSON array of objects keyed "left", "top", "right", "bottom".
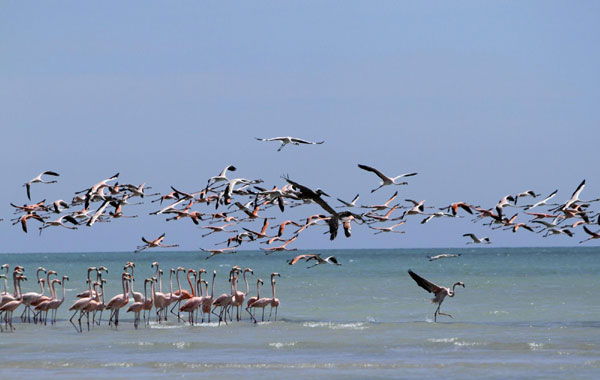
[{"left": 1, "top": 247, "right": 599, "bottom": 379}]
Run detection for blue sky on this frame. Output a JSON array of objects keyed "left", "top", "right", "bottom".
[{"left": 1, "top": 1, "right": 599, "bottom": 252}]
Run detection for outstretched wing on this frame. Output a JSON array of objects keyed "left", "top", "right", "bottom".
[
  {"left": 290, "top": 137, "right": 324, "bottom": 145},
  {"left": 408, "top": 269, "right": 441, "bottom": 293},
  {"left": 288, "top": 254, "right": 315, "bottom": 265},
  {"left": 357, "top": 164, "right": 388, "bottom": 182}
]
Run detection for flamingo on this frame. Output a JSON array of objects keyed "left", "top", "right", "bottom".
[
  {"left": 287, "top": 254, "right": 341, "bottom": 268},
  {"left": 246, "top": 278, "right": 265, "bottom": 323},
  {"left": 211, "top": 269, "right": 238, "bottom": 325},
  {"left": 357, "top": 164, "right": 417, "bottom": 193},
  {"left": 255, "top": 136, "right": 324, "bottom": 151},
  {"left": 261, "top": 235, "right": 299, "bottom": 254},
  {"left": 127, "top": 278, "right": 151, "bottom": 329},
  {"left": 45, "top": 275, "right": 68, "bottom": 325},
  {"left": 231, "top": 268, "right": 253, "bottom": 321},
  {"left": 0, "top": 274, "right": 26, "bottom": 331},
  {"left": 24, "top": 170, "right": 59, "bottom": 200},
  {"left": 201, "top": 270, "right": 216, "bottom": 323},
  {"left": 427, "top": 253, "right": 462, "bottom": 261},
  {"left": 462, "top": 233, "right": 491, "bottom": 244},
  {"left": 135, "top": 233, "right": 179, "bottom": 253},
  {"left": 13, "top": 212, "right": 45, "bottom": 233},
  {"left": 106, "top": 272, "right": 132, "bottom": 327},
  {"left": 268, "top": 273, "right": 281, "bottom": 321},
  {"left": 408, "top": 269, "right": 464, "bottom": 322},
  {"left": 180, "top": 270, "right": 204, "bottom": 325},
  {"left": 39, "top": 215, "right": 79, "bottom": 234},
  {"left": 20, "top": 266, "right": 47, "bottom": 322},
  {"left": 369, "top": 221, "right": 405, "bottom": 235},
  {"left": 580, "top": 226, "right": 600, "bottom": 243},
  {"left": 151, "top": 262, "right": 170, "bottom": 322}
]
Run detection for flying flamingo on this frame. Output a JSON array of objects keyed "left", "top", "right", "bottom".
[
  {"left": 368, "top": 221, "right": 405, "bottom": 235},
  {"left": 24, "top": 170, "right": 59, "bottom": 200},
  {"left": 255, "top": 136, "right": 324, "bottom": 151},
  {"left": 135, "top": 233, "right": 179, "bottom": 253},
  {"left": 357, "top": 164, "right": 417, "bottom": 193},
  {"left": 408, "top": 269, "right": 464, "bottom": 322},
  {"left": 462, "top": 233, "right": 491, "bottom": 244},
  {"left": 287, "top": 254, "right": 341, "bottom": 268},
  {"left": 261, "top": 235, "right": 299, "bottom": 254},
  {"left": 580, "top": 226, "right": 600, "bottom": 243}
]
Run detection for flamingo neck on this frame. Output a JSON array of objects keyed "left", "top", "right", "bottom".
[
  {"left": 169, "top": 270, "right": 174, "bottom": 294},
  {"left": 271, "top": 279, "right": 276, "bottom": 299},
  {"left": 176, "top": 270, "right": 182, "bottom": 293},
  {"left": 187, "top": 271, "right": 194, "bottom": 296},
  {"left": 62, "top": 280, "right": 67, "bottom": 301},
  {"left": 243, "top": 271, "right": 250, "bottom": 296},
  {"left": 210, "top": 273, "right": 215, "bottom": 298},
  {"left": 49, "top": 280, "right": 56, "bottom": 300},
  {"left": 256, "top": 281, "right": 261, "bottom": 300}
]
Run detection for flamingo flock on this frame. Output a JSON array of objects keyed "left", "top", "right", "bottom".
[
  {"left": 0, "top": 262, "right": 282, "bottom": 332},
  {"left": 3, "top": 137, "right": 600, "bottom": 326}
]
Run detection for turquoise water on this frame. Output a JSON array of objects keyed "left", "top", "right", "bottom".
[{"left": 1, "top": 247, "right": 599, "bottom": 379}]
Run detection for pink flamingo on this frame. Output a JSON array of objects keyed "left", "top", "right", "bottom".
[
  {"left": 247, "top": 279, "right": 272, "bottom": 323},
  {"left": 246, "top": 278, "right": 264, "bottom": 323},
  {"left": 180, "top": 270, "right": 206, "bottom": 325},
  {"left": 269, "top": 273, "right": 281, "bottom": 321},
  {"left": 45, "top": 275, "right": 68, "bottom": 325},
  {"left": 0, "top": 273, "right": 26, "bottom": 331},
  {"left": 201, "top": 270, "right": 216, "bottom": 323},
  {"left": 107, "top": 272, "right": 131, "bottom": 327},
  {"left": 211, "top": 269, "right": 237, "bottom": 325},
  {"left": 231, "top": 268, "right": 253, "bottom": 321},
  {"left": 127, "top": 278, "right": 151, "bottom": 329},
  {"left": 408, "top": 269, "right": 465, "bottom": 322}
]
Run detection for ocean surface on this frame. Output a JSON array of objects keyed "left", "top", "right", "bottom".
[{"left": 1, "top": 247, "right": 599, "bottom": 379}]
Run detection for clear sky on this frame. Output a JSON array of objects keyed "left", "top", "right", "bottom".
[{"left": 1, "top": 1, "right": 599, "bottom": 253}]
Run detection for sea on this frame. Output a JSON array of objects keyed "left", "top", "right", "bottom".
[{"left": 0, "top": 247, "right": 599, "bottom": 379}]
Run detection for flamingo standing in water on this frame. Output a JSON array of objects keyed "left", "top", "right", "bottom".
[
  {"left": 268, "top": 273, "right": 281, "bottom": 321},
  {"left": 107, "top": 272, "right": 132, "bottom": 327},
  {"left": 201, "top": 270, "right": 216, "bottom": 323},
  {"left": 127, "top": 278, "right": 151, "bottom": 329},
  {"left": 0, "top": 273, "right": 26, "bottom": 331},
  {"left": 408, "top": 269, "right": 464, "bottom": 322},
  {"left": 231, "top": 268, "right": 253, "bottom": 321},
  {"left": 45, "top": 275, "right": 69, "bottom": 325},
  {"left": 247, "top": 278, "right": 271, "bottom": 323}
]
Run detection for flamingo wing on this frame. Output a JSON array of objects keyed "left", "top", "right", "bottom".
[
  {"left": 408, "top": 269, "right": 441, "bottom": 294},
  {"left": 357, "top": 164, "right": 388, "bottom": 182}
]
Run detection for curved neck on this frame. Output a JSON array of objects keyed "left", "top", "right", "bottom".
[
  {"left": 449, "top": 283, "right": 461, "bottom": 297},
  {"left": 122, "top": 276, "right": 128, "bottom": 297},
  {"left": 49, "top": 280, "right": 56, "bottom": 299},
  {"left": 187, "top": 271, "right": 194, "bottom": 296},
  {"left": 176, "top": 270, "right": 182, "bottom": 292},
  {"left": 243, "top": 271, "right": 250, "bottom": 296}
]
